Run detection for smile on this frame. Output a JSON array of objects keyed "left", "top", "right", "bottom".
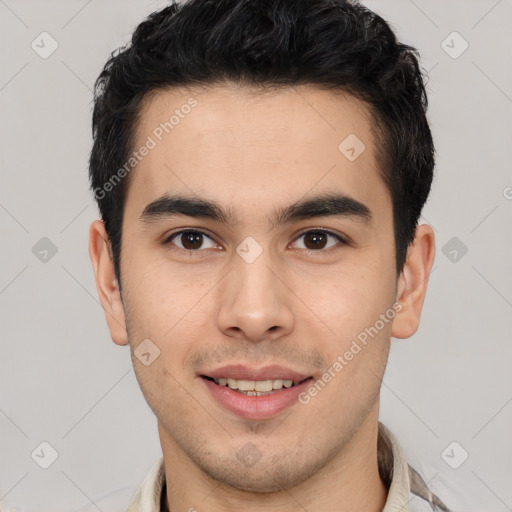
[
  {"left": 202, "top": 376, "right": 310, "bottom": 395},
  {"left": 201, "top": 375, "right": 313, "bottom": 419}
]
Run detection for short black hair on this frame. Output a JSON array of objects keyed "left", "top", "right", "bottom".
[{"left": 89, "top": 0, "right": 435, "bottom": 289}]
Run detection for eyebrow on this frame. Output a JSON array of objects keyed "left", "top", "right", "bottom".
[{"left": 139, "top": 192, "right": 372, "bottom": 229}]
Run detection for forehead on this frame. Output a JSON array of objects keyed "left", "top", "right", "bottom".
[
  {"left": 134, "top": 82, "right": 375, "bottom": 152},
  {"left": 125, "top": 82, "right": 387, "bottom": 220}
]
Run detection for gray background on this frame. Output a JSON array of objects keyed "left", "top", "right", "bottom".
[{"left": 0, "top": 0, "right": 511, "bottom": 510}]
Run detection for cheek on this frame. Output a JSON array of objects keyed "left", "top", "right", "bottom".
[
  {"left": 131, "top": 357, "right": 194, "bottom": 431},
  {"left": 297, "top": 263, "right": 394, "bottom": 397},
  {"left": 123, "top": 254, "right": 212, "bottom": 335},
  {"left": 301, "top": 264, "right": 393, "bottom": 337}
]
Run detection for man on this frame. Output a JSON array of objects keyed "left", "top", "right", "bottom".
[{"left": 88, "top": 0, "right": 450, "bottom": 510}]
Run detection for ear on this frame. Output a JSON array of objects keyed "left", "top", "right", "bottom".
[
  {"left": 88, "top": 220, "right": 129, "bottom": 346},
  {"left": 392, "top": 224, "right": 436, "bottom": 339}
]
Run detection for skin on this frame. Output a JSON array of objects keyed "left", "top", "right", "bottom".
[{"left": 89, "top": 82, "right": 435, "bottom": 512}]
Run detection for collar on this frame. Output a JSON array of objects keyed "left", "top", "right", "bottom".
[{"left": 126, "top": 422, "right": 446, "bottom": 512}]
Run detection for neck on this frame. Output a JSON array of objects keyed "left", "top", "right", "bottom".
[{"left": 159, "top": 408, "right": 387, "bottom": 512}]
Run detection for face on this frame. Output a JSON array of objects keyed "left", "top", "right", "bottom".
[{"left": 91, "top": 82, "right": 424, "bottom": 493}]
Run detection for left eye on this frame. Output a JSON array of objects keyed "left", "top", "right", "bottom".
[
  {"left": 291, "top": 230, "right": 345, "bottom": 251},
  {"left": 164, "top": 229, "right": 345, "bottom": 252}
]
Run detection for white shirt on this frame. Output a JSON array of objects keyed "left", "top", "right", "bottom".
[{"left": 125, "top": 422, "right": 451, "bottom": 512}]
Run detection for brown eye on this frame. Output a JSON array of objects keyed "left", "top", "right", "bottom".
[
  {"left": 303, "top": 231, "right": 328, "bottom": 249},
  {"left": 292, "top": 230, "right": 345, "bottom": 251},
  {"left": 166, "top": 230, "right": 217, "bottom": 251},
  {"left": 180, "top": 231, "right": 203, "bottom": 250}
]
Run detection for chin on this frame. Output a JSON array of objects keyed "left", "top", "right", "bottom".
[{"left": 195, "top": 448, "right": 329, "bottom": 493}]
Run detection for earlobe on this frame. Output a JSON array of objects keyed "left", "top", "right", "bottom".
[
  {"left": 391, "top": 224, "right": 436, "bottom": 339},
  {"left": 88, "top": 220, "right": 129, "bottom": 346}
]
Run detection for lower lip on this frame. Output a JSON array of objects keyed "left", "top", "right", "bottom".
[{"left": 201, "top": 377, "right": 312, "bottom": 420}]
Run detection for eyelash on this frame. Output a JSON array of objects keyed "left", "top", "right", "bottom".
[{"left": 163, "top": 228, "right": 349, "bottom": 253}]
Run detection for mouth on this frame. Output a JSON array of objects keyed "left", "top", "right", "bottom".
[
  {"left": 201, "top": 375, "right": 313, "bottom": 396},
  {"left": 199, "top": 364, "right": 315, "bottom": 419}
]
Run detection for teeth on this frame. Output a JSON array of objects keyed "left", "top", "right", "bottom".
[
  {"left": 255, "top": 380, "right": 273, "bottom": 392},
  {"left": 238, "top": 379, "right": 257, "bottom": 391},
  {"left": 212, "top": 377, "right": 301, "bottom": 391},
  {"left": 237, "top": 390, "right": 273, "bottom": 396}
]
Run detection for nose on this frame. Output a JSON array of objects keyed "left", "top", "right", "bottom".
[{"left": 217, "top": 248, "right": 294, "bottom": 342}]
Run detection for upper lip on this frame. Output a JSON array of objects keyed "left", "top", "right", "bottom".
[{"left": 201, "top": 364, "right": 312, "bottom": 382}]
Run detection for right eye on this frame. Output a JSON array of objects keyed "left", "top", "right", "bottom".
[{"left": 164, "top": 229, "right": 220, "bottom": 252}]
